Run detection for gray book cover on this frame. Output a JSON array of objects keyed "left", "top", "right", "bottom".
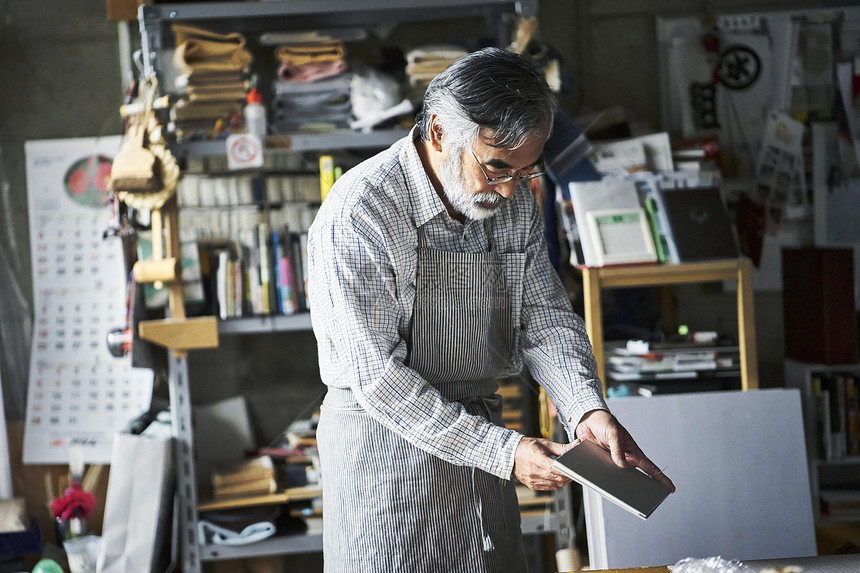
[{"left": 552, "top": 439, "right": 671, "bottom": 520}]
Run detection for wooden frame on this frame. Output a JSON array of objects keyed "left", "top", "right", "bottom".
[{"left": 581, "top": 259, "right": 758, "bottom": 396}]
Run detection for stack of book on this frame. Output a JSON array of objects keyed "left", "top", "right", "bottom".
[
  {"left": 606, "top": 339, "right": 741, "bottom": 395},
  {"left": 809, "top": 371, "right": 860, "bottom": 461},
  {"left": 285, "top": 418, "right": 317, "bottom": 451},
  {"left": 211, "top": 455, "right": 279, "bottom": 500},
  {"left": 170, "top": 23, "right": 253, "bottom": 141},
  {"left": 202, "top": 219, "right": 312, "bottom": 319}
]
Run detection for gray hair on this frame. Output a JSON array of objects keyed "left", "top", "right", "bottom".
[{"left": 415, "top": 47, "right": 556, "bottom": 151}]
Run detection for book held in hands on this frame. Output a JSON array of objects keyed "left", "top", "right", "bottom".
[{"left": 552, "top": 439, "right": 672, "bottom": 520}]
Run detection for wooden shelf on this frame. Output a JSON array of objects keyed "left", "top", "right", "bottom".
[
  {"left": 198, "top": 485, "right": 322, "bottom": 512},
  {"left": 581, "top": 259, "right": 758, "bottom": 395}
]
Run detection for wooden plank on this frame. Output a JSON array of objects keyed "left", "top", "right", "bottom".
[
  {"left": 197, "top": 485, "right": 322, "bottom": 512},
  {"left": 581, "top": 267, "right": 606, "bottom": 395},
  {"left": 585, "top": 567, "right": 669, "bottom": 573},
  {"left": 132, "top": 257, "right": 179, "bottom": 284},
  {"left": 736, "top": 258, "right": 759, "bottom": 390},
  {"left": 593, "top": 260, "right": 739, "bottom": 289},
  {"left": 162, "top": 197, "right": 186, "bottom": 320},
  {"left": 138, "top": 316, "right": 219, "bottom": 352}
]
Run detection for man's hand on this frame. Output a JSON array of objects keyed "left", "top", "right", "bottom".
[
  {"left": 575, "top": 409, "right": 676, "bottom": 492},
  {"left": 512, "top": 437, "right": 573, "bottom": 491}
]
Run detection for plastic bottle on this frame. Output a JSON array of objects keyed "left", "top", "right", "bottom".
[{"left": 244, "top": 87, "right": 266, "bottom": 138}]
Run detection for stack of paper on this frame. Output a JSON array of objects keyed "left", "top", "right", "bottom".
[{"left": 211, "top": 455, "right": 278, "bottom": 500}]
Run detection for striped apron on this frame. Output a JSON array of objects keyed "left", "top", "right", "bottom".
[{"left": 318, "top": 220, "right": 528, "bottom": 572}]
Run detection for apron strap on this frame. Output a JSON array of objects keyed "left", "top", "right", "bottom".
[
  {"left": 482, "top": 216, "right": 496, "bottom": 253},
  {"left": 459, "top": 394, "right": 505, "bottom": 552}
]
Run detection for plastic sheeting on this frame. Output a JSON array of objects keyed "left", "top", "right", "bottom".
[{"left": 0, "top": 145, "right": 32, "bottom": 422}]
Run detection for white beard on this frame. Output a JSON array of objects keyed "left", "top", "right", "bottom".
[{"left": 438, "top": 148, "right": 502, "bottom": 221}]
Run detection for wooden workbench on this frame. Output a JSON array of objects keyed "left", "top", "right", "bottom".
[{"left": 566, "top": 553, "right": 860, "bottom": 572}]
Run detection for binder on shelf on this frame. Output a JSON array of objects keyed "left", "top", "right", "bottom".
[
  {"left": 258, "top": 222, "right": 274, "bottom": 315},
  {"left": 272, "top": 227, "right": 297, "bottom": 315},
  {"left": 634, "top": 177, "right": 680, "bottom": 264},
  {"left": 239, "top": 228, "right": 264, "bottom": 316},
  {"left": 568, "top": 177, "right": 642, "bottom": 267},
  {"left": 585, "top": 207, "right": 658, "bottom": 267},
  {"left": 215, "top": 248, "right": 230, "bottom": 320},
  {"left": 289, "top": 232, "right": 308, "bottom": 313},
  {"left": 659, "top": 186, "right": 738, "bottom": 262},
  {"left": 299, "top": 233, "right": 310, "bottom": 311},
  {"left": 319, "top": 155, "right": 335, "bottom": 202}
]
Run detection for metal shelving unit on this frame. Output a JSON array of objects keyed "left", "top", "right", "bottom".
[
  {"left": 784, "top": 359, "right": 860, "bottom": 523},
  {"left": 218, "top": 313, "right": 312, "bottom": 335},
  {"left": 200, "top": 529, "right": 323, "bottom": 561},
  {"left": 139, "top": 1, "right": 542, "bottom": 571},
  {"left": 170, "top": 129, "right": 412, "bottom": 159},
  {"left": 139, "top": 0, "right": 537, "bottom": 78}
]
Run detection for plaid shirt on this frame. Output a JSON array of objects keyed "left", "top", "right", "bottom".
[{"left": 307, "top": 129, "right": 608, "bottom": 480}]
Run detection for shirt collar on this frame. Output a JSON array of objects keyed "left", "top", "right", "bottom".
[{"left": 400, "top": 126, "right": 447, "bottom": 228}]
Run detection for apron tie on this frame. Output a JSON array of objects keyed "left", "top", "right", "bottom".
[{"left": 459, "top": 394, "right": 503, "bottom": 552}]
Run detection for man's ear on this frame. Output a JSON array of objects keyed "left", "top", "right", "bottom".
[{"left": 429, "top": 116, "right": 444, "bottom": 152}]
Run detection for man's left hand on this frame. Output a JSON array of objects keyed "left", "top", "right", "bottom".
[{"left": 573, "top": 409, "right": 676, "bottom": 492}]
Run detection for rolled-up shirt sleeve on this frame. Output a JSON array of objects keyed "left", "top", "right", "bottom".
[
  {"left": 517, "top": 193, "right": 608, "bottom": 440},
  {"left": 307, "top": 202, "right": 522, "bottom": 480}
]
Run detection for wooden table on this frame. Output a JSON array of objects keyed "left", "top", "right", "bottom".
[
  {"left": 586, "top": 568, "right": 669, "bottom": 573},
  {"left": 562, "top": 553, "right": 860, "bottom": 572}
]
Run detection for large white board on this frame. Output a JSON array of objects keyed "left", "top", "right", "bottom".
[
  {"left": 585, "top": 389, "right": 817, "bottom": 569},
  {"left": 0, "top": 367, "right": 11, "bottom": 498}
]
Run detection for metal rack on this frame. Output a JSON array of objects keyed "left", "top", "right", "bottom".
[{"left": 138, "top": 0, "right": 537, "bottom": 99}]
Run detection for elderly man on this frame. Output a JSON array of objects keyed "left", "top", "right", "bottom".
[{"left": 307, "top": 46, "right": 674, "bottom": 573}]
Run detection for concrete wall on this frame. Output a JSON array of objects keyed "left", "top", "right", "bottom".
[
  {"left": 0, "top": 0, "right": 124, "bottom": 419},
  {"left": 1, "top": 0, "right": 123, "bottom": 293},
  {"left": 0, "top": 0, "right": 824, "bottom": 420}
]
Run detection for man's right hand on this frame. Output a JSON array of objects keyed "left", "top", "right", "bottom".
[{"left": 512, "top": 437, "right": 574, "bottom": 491}]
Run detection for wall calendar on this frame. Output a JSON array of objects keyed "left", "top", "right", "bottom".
[{"left": 23, "top": 137, "right": 153, "bottom": 465}]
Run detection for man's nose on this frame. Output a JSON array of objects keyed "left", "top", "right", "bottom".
[{"left": 494, "top": 181, "right": 517, "bottom": 199}]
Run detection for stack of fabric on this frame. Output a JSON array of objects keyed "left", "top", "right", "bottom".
[
  {"left": 270, "top": 40, "right": 352, "bottom": 134},
  {"left": 170, "top": 24, "right": 253, "bottom": 140},
  {"left": 405, "top": 44, "right": 468, "bottom": 89}
]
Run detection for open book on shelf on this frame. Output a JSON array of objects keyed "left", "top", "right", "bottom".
[{"left": 552, "top": 439, "right": 672, "bottom": 520}]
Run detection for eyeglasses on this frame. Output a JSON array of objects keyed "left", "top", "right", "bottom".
[{"left": 469, "top": 148, "right": 545, "bottom": 186}]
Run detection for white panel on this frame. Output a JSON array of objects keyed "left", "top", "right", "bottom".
[
  {"left": 585, "top": 389, "right": 817, "bottom": 569},
  {"left": 0, "top": 372, "right": 11, "bottom": 498}
]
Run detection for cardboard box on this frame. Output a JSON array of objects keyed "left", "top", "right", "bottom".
[
  {"left": 106, "top": 0, "right": 147, "bottom": 22},
  {"left": 782, "top": 246, "right": 858, "bottom": 365}
]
